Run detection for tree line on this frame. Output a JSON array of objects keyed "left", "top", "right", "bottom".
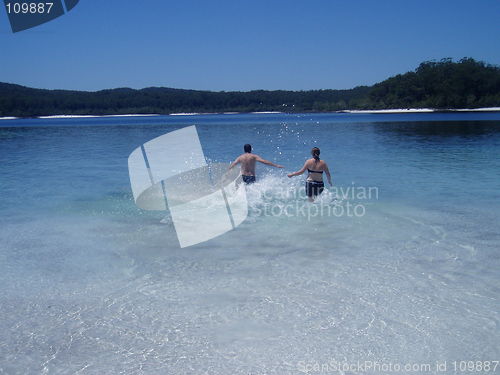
[{"left": 1, "top": 58, "right": 498, "bottom": 117}]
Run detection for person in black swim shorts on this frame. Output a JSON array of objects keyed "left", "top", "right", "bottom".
[{"left": 229, "top": 144, "right": 284, "bottom": 184}]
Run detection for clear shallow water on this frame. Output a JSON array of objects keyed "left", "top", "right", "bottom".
[{"left": 0, "top": 113, "right": 499, "bottom": 374}]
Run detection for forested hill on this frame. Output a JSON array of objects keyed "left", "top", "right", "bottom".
[
  {"left": 1, "top": 58, "right": 499, "bottom": 117},
  {"left": 0, "top": 84, "right": 370, "bottom": 117},
  {"left": 369, "top": 58, "right": 500, "bottom": 109}
]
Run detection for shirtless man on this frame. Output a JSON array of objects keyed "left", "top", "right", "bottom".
[{"left": 229, "top": 144, "right": 283, "bottom": 184}]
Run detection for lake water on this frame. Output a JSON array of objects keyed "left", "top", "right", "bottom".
[{"left": 1, "top": 113, "right": 499, "bottom": 374}]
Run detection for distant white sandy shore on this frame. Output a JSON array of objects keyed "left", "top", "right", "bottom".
[
  {"left": 342, "top": 107, "right": 500, "bottom": 114},
  {"left": 169, "top": 111, "right": 284, "bottom": 116},
  {"left": 344, "top": 108, "right": 433, "bottom": 114},
  {"left": 38, "top": 115, "right": 99, "bottom": 119},
  {"left": 251, "top": 111, "right": 283, "bottom": 114},
  {"left": 454, "top": 107, "right": 500, "bottom": 112},
  {"left": 36, "top": 114, "right": 161, "bottom": 119},
  {"left": 105, "top": 114, "right": 160, "bottom": 117},
  {"left": 0, "top": 108, "right": 499, "bottom": 121},
  {"left": 169, "top": 113, "right": 203, "bottom": 116}
]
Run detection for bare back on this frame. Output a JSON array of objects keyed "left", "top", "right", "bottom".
[
  {"left": 237, "top": 153, "right": 258, "bottom": 176},
  {"left": 288, "top": 154, "right": 332, "bottom": 187},
  {"left": 305, "top": 158, "right": 328, "bottom": 182}
]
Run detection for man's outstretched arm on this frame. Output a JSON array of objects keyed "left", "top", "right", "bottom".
[
  {"left": 256, "top": 155, "right": 284, "bottom": 168},
  {"left": 228, "top": 156, "right": 241, "bottom": 169}
]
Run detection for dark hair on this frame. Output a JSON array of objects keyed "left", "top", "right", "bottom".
[
  {"left": 311, "top": 147, "right": 320, "bottom": 161},
  {"left": 244, "top": 144, "right": 252, "bottom": 153}
]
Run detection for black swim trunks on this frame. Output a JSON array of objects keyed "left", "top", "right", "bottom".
[
  {"left": 305, "top": 180, "right": 324, "bottom": 198},
  {"left": 242, "top": 175, "right": 256, "bottom": 184}
]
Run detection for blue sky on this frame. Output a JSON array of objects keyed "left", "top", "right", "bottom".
[{"left": 1, "top": 0, "right": 499, "bottom": 91}]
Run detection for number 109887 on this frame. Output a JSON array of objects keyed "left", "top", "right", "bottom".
[{"left": 5, "top": 2, "right": 54, "bottom": 14}]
